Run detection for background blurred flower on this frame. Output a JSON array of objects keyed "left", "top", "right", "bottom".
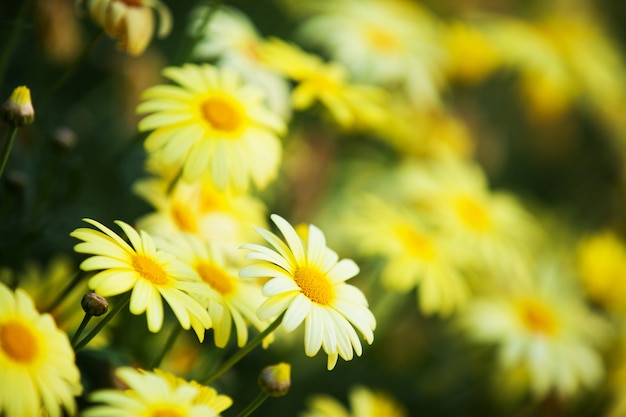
[{"left": 301, "top": 385, "right": 407, "bottom": 417}]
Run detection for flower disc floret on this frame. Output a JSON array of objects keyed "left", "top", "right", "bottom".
[{"left": 240, "top": 214, "right": 376, "bottom": 370}]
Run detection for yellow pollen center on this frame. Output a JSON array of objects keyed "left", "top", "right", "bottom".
[
  {"left": 196, "top": 261, "right": 234, "bottom": 295},
  {"left": 201, "top": 96, "right": 243, "bottom": 132},
  {"left": 119, "top": 0, "right": 143, "bottom": 6},
  {"left": 517, "top": 299, "right": 558, "bottom": 335},
  {"left": 455, "top": 196, "right": 491, "bottom": 232},
  {"left": 132, "top": 255, "right": 169, "bottom": 286},
  {"left": 365, "top": 26, "right": 400, "bottom": 51},
  {"left": 294, "top": 265, "right": 334, "bottom": 305},
  {"left": 149, "top": 406, "right": 186, "bottom": 417},
  {"left": 396, "top": 226, "right": 436, "bottom": 260},
  {"left": 0, "top": 320, "right": 39, "bottom": 363},
  {"left": 171, "top": 202, "right": 198, "bottom": 233}
]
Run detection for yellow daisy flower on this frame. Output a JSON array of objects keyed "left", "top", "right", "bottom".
[
  {"left": 84, "top": 367, "right": 232, "bottom": 417},
  {"left": 157, "top": 233, "right": 271, "bottom": 348},
  {"left": 137, "top": 63, "right": 286, "bottom": 190},
  {"left": 576, "top": 230, "right": 626, "bottom": 313},
  {"left": 133, "top": 173, "right": 267, "bottom": 255},
  {"left": 460, "top": 262, "right": 611, "bottom": 399},
  {"left": 78, "top": 0, "right": 172, "bottom": 56},
  {"left": 240, "top": 214, "right": 376, "bottom": 370},
  {"left": 259, "top": 37, "right": 389, "bottom": 129},
  {"left": 0, "top": 282, "right": 82, "bottom": 417},
  {"left": 302, "top": 385, "right": 407, "bottom": 417},
  {"left": 349, "top": 196, "right": 470, "bottom": 316},
  {"left": 70, "top": 218, "right": 212, "bottom": 341}
]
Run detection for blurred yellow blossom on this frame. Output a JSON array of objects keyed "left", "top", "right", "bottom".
[
  {"left": 78, "top": 0, "right": 172, "bottom": 56},
  {"left": 137, "top": 64, "right": 286, "bottom": 190},
  {"left": 302, "top": 385, "right": 407, "bottom": 417}
]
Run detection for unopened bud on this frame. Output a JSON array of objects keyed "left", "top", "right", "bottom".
[
  {"left": 258, "top": 362, "right": 291, "bottom": 397},
  {"left": 81, "top": 293, "right": 108, "bottom": 316},
  {"left": 1, "top": 86, "right": 34, "bottom": 127}
]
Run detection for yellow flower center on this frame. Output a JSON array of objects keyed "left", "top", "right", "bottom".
[
  {"left": 196, "top": 261, "right": 234, "bottom": 295},
  {"left": 0, "top": 320, "right": 39, "bottom": 364},
  {"left": 201, "top": 96, "right": 244, "bottom": 133},
  {"left": 149, "top": 406, "right": 186, "bottom": 417},
  {"left": 454, "top": 196, "right": 491, "bottom": 232},
  {"left": 132, "top": 255, "right": 169, "bottom": 286},
  {"left": 365, "top": 26, "right": 400, "bottom": 51},
  {"left": 119, "top": 0, "right": 144, "bottom": 7},
  {"left": 171, "top": 202, "right": 198, "bottom": 233},
  {"left": 294, "top": 265, "right": 334, "bottom": 305},
  {"left": 395, "top": 226, "right": 436, "bottom": 260},
  {"left": 517, "top": 299, "right": 558, "bottom": 336}
]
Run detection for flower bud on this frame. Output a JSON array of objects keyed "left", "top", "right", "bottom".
[
  {"left": 81, "top": 293, "right": 109, "bottom": 316},
  {"left": 1, "top": 86, "right": 34, "bottom": 127},
  {"left": 258, "top": 362, "right": 291, "bottom": 397}
]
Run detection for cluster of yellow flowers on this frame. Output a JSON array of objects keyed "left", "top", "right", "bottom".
[{"left": 2, "top": 0, "right": 626, "bottom": 416}]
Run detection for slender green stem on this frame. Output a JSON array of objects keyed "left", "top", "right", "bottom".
[
  {"left": 0, "top": 126, "right": 18, "bottom": 179},
  {"left": 44, "top": 271, "right": 83, "bottom": 313},
  {"left": 71, "top": 314, "right": 93, "bottom": 347},
  {"left": 37, "top": 30, "right": 105, "bottom": 106},
  {"left": 202, "top": 312, "right": 284, "bottom": 385},
  {"left": 150, "top": 324, "right": 181, "bottom": 369},
  {"left": 236, "top": 393, "right": 269, "bottom": 417},
  {"left": 177, "top": 0, "right": 223, "bottom": 64},
  {"left": 74, "top": 292, "right": 131, "bottom": 352},
  {"left": 0, "top": 0, "right": 34, "bottom": 87}
]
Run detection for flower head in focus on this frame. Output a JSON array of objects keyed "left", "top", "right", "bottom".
[
  {"left": 78, "top": 0, "right": 172, "bottom": 56},
  {"left": 0, "top": 283, "right": 82, "bottom": 417},
  {"left": 70, "top": 218, "right": 212, "bottom": 340},
  {"left": 84, "top": 367, "right": 232, "bottom": 417},
  {"left": 301, "top": 385, "right": 407, "bottom": 417},
  {"left": 137, "top": 64, "right": 285, "bottom": 190},
  {"left": 240, "top": 214, "right": 376, "bottom": 370},
  {"left": 1, "top": 86, "right": 34, "bottom": 127},
  {"left": 259, "top": 37, "right": 389, "bottom": 129}
]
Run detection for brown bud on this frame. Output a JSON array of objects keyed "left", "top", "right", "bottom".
[
  {"left": 258, "top": 362, "right": 291, "bottom": 397},
  {"left": 81, "top": 293, "right": 109, "bottom": 316}
]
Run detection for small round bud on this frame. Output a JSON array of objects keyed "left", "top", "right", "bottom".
[
  {"left": 258, "top": 362, "right": 291, "bottom": 397},
  {"left": 81, "top": 293, "right": 109, "bottom": 316},
  {"left": 1, "top": 86, "right": 34, "bottom": 127},
  {"left": 51, "top": 127, "right": 77, "bottom": 150}
]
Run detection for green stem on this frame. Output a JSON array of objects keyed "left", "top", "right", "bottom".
[
  {"left": 0, "top": 0, "right": 34, "bottom": 87},
  {"left": 202, "top": 312, "right": 284, "bottom": 385},
  {"left": 44, "top": 271, "right": 83, "bottom": 313},
  {"left": 150, "top": 324, "right": 181, "bottom": 369},
  {"left": 177, "top": 0, "right": 223, "bottom": 64},
  {"left": 71, "top": 314, "right": 93, "bottom": 347},
  {"left": 37, "top": 29, "right": 105, "bottom": 106},
  {"left": 0, "top": 126, "right": 18, "bottom": 179},
  {"left": 74, "top": 292, "right": 131, "bottom": 352},
  {"left": 236, "top": 393, "right": 269, "bottom": 417}
]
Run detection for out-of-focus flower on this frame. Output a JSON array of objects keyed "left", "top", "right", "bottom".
[
  {"left": 78, "top": 0, "right": 172, "bottom": 56},
  {"left": 240, "top": 214, "right": 376, "bottom": 370},
  {"left": 295, "top": 0, "right": 446, "bottom": 107},
  {"left": 1, "top": 86, "right": 34, "bottom": 127},
  {"left": 84, "top": 367, "right": 232, "bottom": 417},
  {"left": 396, "top": 157, "right": 541, "bottom": 281},
  {"left": 70, "top": 218, "right": 212, "bottom": 340},
  {"left": 35, "top": 0, "right": 85, "bottom": 64},
  {"left": 348, "top": 196, "right": 469, "bottom": 316},
  {"left": 577, "top": 230, "right": 626, "bottom": 313},
  {"left": 259, "top": 37, "right": 389, "bottom": 129},
  {"left": 133, "top": 174, "right": 267, "bottom": 255},
  {"left": 137, "top": 64, "right": 286, "bottom": 190},
  {"left": 189, "top": 5, "right": 291, "bottom": 119},
  {"left": 460, "top": 262, "right": 612, "bottom": 399},
  {"left": 441, "top": 20, "right": 500, "bottom": 85},
  {"left": 157, "top": 234, "right": 271, "bottom": 348},
  {"left": 0, "top": 283, "right": 82, "bottom": 417},
  {"left": 301, "top": 385, "right": 407, "bottom": 417}
]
